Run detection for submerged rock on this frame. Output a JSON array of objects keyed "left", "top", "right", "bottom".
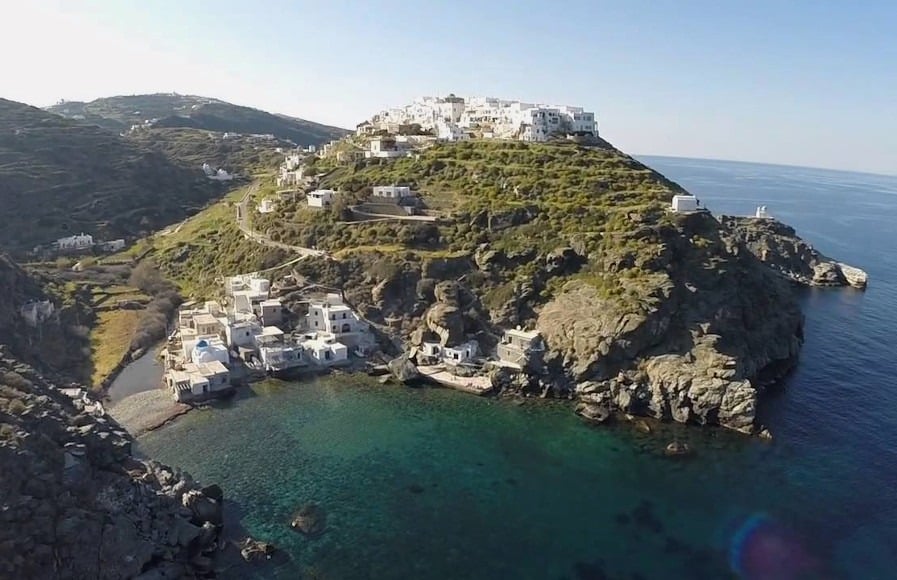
[
  {"left": 290, "top": 503, "right": 327, "bottom": 537},
  {"left": 664, "top": 441, "right": 692, "bottom": 457},
  {"left": 575, "top": 401, "right": 612, "bottom": 424}
]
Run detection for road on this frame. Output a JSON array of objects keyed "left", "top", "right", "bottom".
[{"left": 236, "top": 182, "right": 326, "bottom": 258}]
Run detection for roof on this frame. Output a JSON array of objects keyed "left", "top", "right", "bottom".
[
  {"left": 193, "top": 313, "right": 219, "bottom": 326},
  {"left": 507, "top": 328, "right": 540, "bottom": 340},
  {"left": 260, "top": 326, "right": 284, "bottom": 337},
  {"left": 260, "top": 299, "right": 282, "bottom": 307},
  {"left": 184, "top": 360, "right": 228, "bottom": 376}
]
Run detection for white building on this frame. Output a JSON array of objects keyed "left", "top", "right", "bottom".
[
  {"left": 422, "top": 340, "right": 479, "bottom": 366},
  {"left": 671, "top": 195, "right": 699, "bottom": 213},
  {"left": 166, "top": 361, "right": 230, "bottom": 402},
  {"left": 496, "top": 328, "right": 545, "bottom": 370},
  {"left": 56, "top": 233, "right": 94, "bottom": 251},
  {"left": 190, "top": 338, "right": 230, "bottom": 366},
  {"left": 366, "top": 96, "right": 597, "bottom": 143},
  {"left": 300, "top": 332, "right": 349, "bottom": 365},
  {"left": 306, "top": 294, "right": 362, "bottom": 336},
  {"left": 258, "top": 198, "right": 277, "bottom": 214},
  {"left": 225, "top": 319, "right": 261, "bottom": 348},
  {"left": 755, "top": 205, "right": 771, "bottom": 218},
  {"left": 371, "top": 185, "right": 413, "bottom": 201},
  {"left": 101, "top": 239, "right": 126, "bottom": 252},
  {"left": 307, "top": 189, "right": 335, "bottom": 208},
  {"left": 20, "top": 300, "right": 55, "bottom": 327}
]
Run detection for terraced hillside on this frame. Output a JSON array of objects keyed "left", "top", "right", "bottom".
[
  {"left": 48, "top": 94, "right": 350, "bottom": 145},
  {"left": 0, "top": 98, "right": 233, "bottom": 252}
]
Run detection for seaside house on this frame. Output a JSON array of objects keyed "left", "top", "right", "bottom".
[
  {"left": 306, "top": 294, "right": 365, "bottom": 336},
  {"left": 421, "top": 340, "right": 479, "bottom": 366},
  {"left": 166, "top": 361, "right": 231, "bottom": 402},
  {"left": 671, "top": 195, "right": 699, "bottom": 213},
  {"left": 497, "top": 328, "right": 545, "bottom": 370},
  {"left": 307, "top": 189, "right": 335, "bottom": 208},
  {"left": 755, "top": 205, "right": 771, "bottom": 219},
  {"left": 190, "top": 338, "right": 230, "bottom": 366},
  {"left": 300, "top": 332, "right": 349, "bottom": 365},
  {"left": 253, "top": 326, "right": 304, "bottom": 372}
]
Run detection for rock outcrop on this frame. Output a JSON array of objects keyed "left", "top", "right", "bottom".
[
  {"left": 539, "top": 211, "right": 805, "bottom": 433},
  {"left": 0, "top": 351, "right": 223, "bottom": 579},
  {"left": 719, "top": 216, "right": 868, "bottom": 289}
]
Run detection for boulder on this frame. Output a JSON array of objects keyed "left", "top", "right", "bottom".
[
  {"left": 387, "top": 354, "right": 420, "bottom": 383},
  {"left": 575, "top": 402, "right": 612, "bottom": 424},
  {"left": 290, "top": 503, "right": 327, "bottom": 537},
  {"left": 240, "top": 537, "right": 276, "bottom": 561},
  {"left": 664, "top": 441, "right": 692, "bottom": 457}
]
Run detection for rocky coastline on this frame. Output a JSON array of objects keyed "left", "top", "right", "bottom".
[
  {"left": 0, "top": 349, "right": 224, "bottom": 579},
  {"left": 368, "top": 212, "right": 866, "bottom": 435}
]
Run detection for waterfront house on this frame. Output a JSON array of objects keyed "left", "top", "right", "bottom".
[
  {"left": 497, "top": 328, "right": 545, "bottom": 370},
  {"left": 225, "top": 319, "right": 261, "bottom": 348},
  {"left": 300, "top": 332, "right": 349, "bottom": 365},
  {"left": 307, "top": 189, "right": 335, "bottom": 208},
  {"left": 190, "top": 338, "right": 230, "bottom": 366},
  {"left": 166, "top": 360, "right": 231, "bottom": 402},
  {"left": 671, "top": 195, "right": 699, "bottom": 213},
  {"left": 421, "top": 340, "right": 479, "bottom": 366},
  {"left": 306, "top": 294, "right": 363, "bottom": 336}
]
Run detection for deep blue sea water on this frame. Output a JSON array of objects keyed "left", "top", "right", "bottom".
[{"left": 139, "top": 157, "right": 897, "bottom": 579}]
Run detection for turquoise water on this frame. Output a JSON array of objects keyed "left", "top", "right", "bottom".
[{"left": 139, "top": 159, "right": 897, "bottom": 579}]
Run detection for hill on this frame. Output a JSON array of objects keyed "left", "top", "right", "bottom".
[
  {"left": 142, "top": 137, "right": 816, "bottom": 433},
  {"left": 48, "top": 93, "right": 350, "bottom": 146},
  {"left": 0, "top": 98, "right": 233, "bottom": 252}
]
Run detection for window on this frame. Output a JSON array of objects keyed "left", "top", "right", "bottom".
[
  {"left": 342, "top": 313, "right": 347, "bottom": 319},
  {"left": 325, "top": 351, "right": 332, "bottom": 361}
]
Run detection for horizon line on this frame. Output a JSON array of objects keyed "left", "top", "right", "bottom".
[{"left": 635, "top": 153, "right": 897, "bottom": 179}]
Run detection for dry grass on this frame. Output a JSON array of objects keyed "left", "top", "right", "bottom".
[{"left": 89, "top": 309, "right": 142, "bottom": 389}]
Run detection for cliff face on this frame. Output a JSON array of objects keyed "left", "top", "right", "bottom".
[
  {"left": 0, "top": 255, "right": 223, "bottom": 579},
  {"left": 539, "top": 212, "right": 805, "bottom": 433},
  {"left": 719, "top": 216, "right": 868, "bottom": 288}
]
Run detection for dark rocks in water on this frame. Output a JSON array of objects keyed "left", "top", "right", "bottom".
[
  {"left": 631, "top": 500, "right": 664, "bottom": 534},
  {"left": 664, "top": 441, "right": 693, "bottom": 457},
  {"left": 408, "top": 484, "right": 425, "bottom": 494},
  {"left": 239, "top": 537, "right": 276, "bottom": 562},
  {"left": 758, "top": 427, "right": 773, "bottom": 441},
  {"left": 575, "top": 401, "right": 612, "bottom": 424},
  {"left": 387, "top": 354, "right": 420, "bottom": 384},
  {"left": 664, "top": 536, "right": 687, "bottom": 554},
  {"left": 614, "top": 513, "right": 631, "bottom": 526},
  {"left": 573, "top": 559, "right": 609, "bottom": 580},
  {"left": 290, "top": 503, "right": 327, "bottom": 537}
]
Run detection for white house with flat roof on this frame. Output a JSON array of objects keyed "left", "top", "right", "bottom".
[
  {"left": 300, "top": 332, "right": 349, "bottom": 365},
  {"left": 307, "top": 189, "right": 335, "bottom": 208},
  {"left": 306, "top": 294, "right": 362, "bottom": 336},
  {"left": 671, "top": 195, "right": 699, "bottom": 213},
  {"left": 497, "top": 328, "right": 545, "bottom": 370},
  {"left": 371, "top": 185, "right": 414, "bottom": 201},
  {"left": 258, "top": 198, "right": 277, "bottom": 214},
  {"left": 166, "top": 360, "right": 230, "bottom": 402}
]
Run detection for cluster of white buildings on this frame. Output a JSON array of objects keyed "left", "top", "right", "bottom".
[
  {"left": 165, "top": 274, "right": 371, "bottom": 402},
  {"left": 48, "top": 233, "right": 125, "bottom": 254},
  {"left": 359, "top": 95, "right": 598, "bottom": 143},
  {"left": 202, "top": 163, "right": 234, "bottom": 181}
]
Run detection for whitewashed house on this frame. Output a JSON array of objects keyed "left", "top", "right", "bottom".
[
  {"left": 421, "top": 340, "right": 479, "bottom": 366},
  {"left": 306, "top": 294, "right": 362, "bottom": 336},
  {"left": 307, "top": 189, "right": 335, "bottom": 208},
  {"left": 258, "top": 198, "right": 277, "bottom": 214},
  {"left": 755, "top": 205, "right": 771, "bottom": 218},
  {"left": 56, "top": 233, "right": 94, "bottom": 251},
  {"left": 166, "top": 361, "right": 231, "bottom": 402},
  {"left": 300, "top": 332, "right": 349, "bottom": 365},
  {"left": 671, "top": 195, "right": 699, "bottom": 213},
  {"left": 190, "top": 338, "right": 230, "bottom": 366},
  {"left": 496, "top": 328, "right": 545, "bottom": 370},
  {"left": 371, "top": 185, "right": 414, "bottom": 201}
]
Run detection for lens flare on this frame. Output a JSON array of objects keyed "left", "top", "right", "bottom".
[{"left": 729, "top": 514, "right": 828, "bottom": 579}]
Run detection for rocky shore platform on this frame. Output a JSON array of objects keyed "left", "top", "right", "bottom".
[{"left": 107, "top": 388, "right": 192, "bottom": 437}]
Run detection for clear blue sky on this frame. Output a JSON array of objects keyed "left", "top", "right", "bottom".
[{"left": 3, "top": 0, "right": 895, "bottom": 173}]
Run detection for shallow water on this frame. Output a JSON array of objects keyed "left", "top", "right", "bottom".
[{"left": 140, "top": 158, "right": 897, "bottom": 579}]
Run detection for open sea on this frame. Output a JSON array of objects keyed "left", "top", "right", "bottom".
[{"left": 139, "top": 157, "right": 897, "bottom": 579}]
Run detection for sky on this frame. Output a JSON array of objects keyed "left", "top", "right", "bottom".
[{"left": 2, "top": 0, "right": 895, "bottom": 174}]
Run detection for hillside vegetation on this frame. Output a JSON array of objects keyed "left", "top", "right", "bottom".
[
  {"left": 0, "top": 98, "right": 230, "bottom": 252},
  {"left": 48, "top": 93, "right": 350, "bottom": 145}
]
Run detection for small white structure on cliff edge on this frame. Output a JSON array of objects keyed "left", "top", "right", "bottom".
[
  {"left": 307, "top": 189, "right": 335, "bottom": 208},
  {"left": 56, "top": 233, "right": 94, "bottom": 251},
  {"left": 671, "top": 195, "right": 699, "bottom": 213},
  {"left": 755, "top": 205, "right": 771, "bottom": 218}
]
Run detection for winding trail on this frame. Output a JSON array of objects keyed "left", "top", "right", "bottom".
[{"left": 236, "top": 182, "right": 326, "bottom": 258}]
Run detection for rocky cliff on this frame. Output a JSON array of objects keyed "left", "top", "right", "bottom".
[
  {"left": 719, "top": 216, "right": 868, "bottom": 288},
  {"left": 0, "top": 255, "right": 223, "bottom": 579}
]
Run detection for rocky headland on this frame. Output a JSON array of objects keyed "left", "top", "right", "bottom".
[{"left": 0, "top": 254, "right": 224, "bottom": 579}]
